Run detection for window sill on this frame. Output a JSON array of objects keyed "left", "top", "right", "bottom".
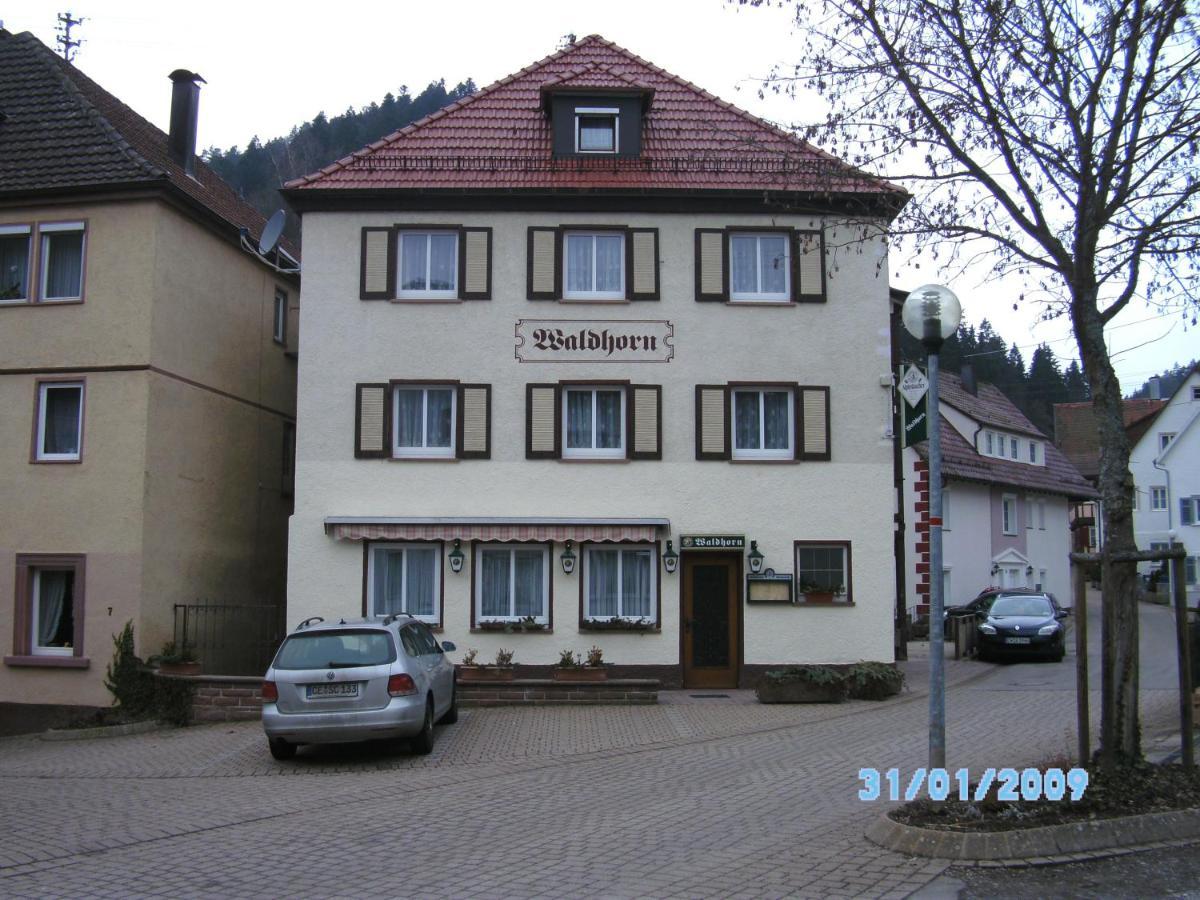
[
  {"left": 391, "top": 297, "right": 464, "bottom": 304},
  {"left": 726, "top": 300, "right": 795, "bottom": 307},
  {"left": 4, "top": 654, "right": 90, "bottom": 668},
  {"left": 558, "top": 457, "right": 630, "bottom": 464},
  {"left": 30, "top": 457, "right": 82, "bottom": 465},
  {"left": 578, "top": 621, "right": 660, "bottom": 633},
  {"left": 792, "top": 601, "right": 855, "bottom": 608},
  {"left": 471, "top": 626, "right": 553, "bottom": 634},
  {"left": 559, "top": 297, "right": 631, "bottom": 305},
  {"left": 388, "top": 456, "right": 459, "bottom": 463},
  {"left": 730, "top": 458, "right": 800, "bottom": 465}
]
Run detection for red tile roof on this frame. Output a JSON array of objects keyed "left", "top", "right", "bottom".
[
  {"left": 1053, "top": 398, "right": 1166, "bottom": 480},
  {"left": 285, "top": 35, "right": 904, "bottom": 202},
  {"left": 938, "top": 371, "right": 1043, "bottom": 438}
]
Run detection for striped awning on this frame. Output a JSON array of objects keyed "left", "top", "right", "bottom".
[{"left": 324, "top": 517, "right": 668, "bottom": 543}]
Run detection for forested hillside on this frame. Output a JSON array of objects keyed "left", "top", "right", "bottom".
[
  {"left": 1126, "top": 361, "right": 1198, "bottom": 400},
  {"left": 203, "top": 79, "right": 477, "bottom": 235}
]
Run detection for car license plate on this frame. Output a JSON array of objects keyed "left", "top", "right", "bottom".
[
  {"left": 1004, "top": 637, "right": 1031, "bottom": 645},
  {"left": 307, "top": 682, "right": 359, "bottom": 699}
]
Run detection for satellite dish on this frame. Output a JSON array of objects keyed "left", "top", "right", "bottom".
[{"left": 258, "top": 209, "right": 286, "bottom": 255}]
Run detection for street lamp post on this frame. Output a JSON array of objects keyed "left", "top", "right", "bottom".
[{"left": 902, "top": 284, "right": 962, "bottom": 770}]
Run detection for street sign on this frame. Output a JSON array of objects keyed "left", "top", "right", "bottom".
[{"left": 899, "top": 365, "right": 928, "bottom": 447}]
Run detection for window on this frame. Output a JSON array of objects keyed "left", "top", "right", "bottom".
[
  {"left": 5, "top": 554, "right": 86, "bottom": 665},
  {"left": 942, "top": 488, "right": 951, "bottom": 530},
  {"left": 584, "top": 545, "right": 656, "bottom": 621},
  {"left": 1037, "top": 569, "right": 1047, "bottom": 592},
  {"left": 1150, "top": 486, "right": 1168, "bottom": 511},
  {"left": 1181, "top": 497, "right": 1198, "bottom": 527},
  {"left": 575, "top": 107, "right": 618, "bottom": 153},
  {"left": 367, "top": 543, "right": 441, "bottom": 623},
  {"left": 1037, "top": 499, "right": 1047, "bottom": 530},
  {"left": 795, "top": 542, "right": 852, "bottom": 602},
  {"left": 1159, "top": 432, "right": 1176, "bottom": 452},
  {"left": 563, "top": 386, "right": 625, "bottom": 458},
  {"left": 1029, "top": 441, "right": 1039, "bottom": 463},
  {"left": 34, "top": 381, "right": 83, "bottom": 462},
  {"left": 1002, "top": 495, "right": 1018, "bottom": 534},
  {"left": 729, "top": 232, "right": 790, "bottom": 302},
  {"left": 1187, "top": 556, "right": 1197, "bottom": 585},
  {"left": 0, "top": 224, "right": 31, "bottom": 302},
  {"left": 985, "top": 431, "right": 994, "bottom": 455},
  {"left": 273, "top": 289, "right": 287, "bottom": 345},
  {"left": 1010, "top": 437, "right": 1019, "bottom": 460},
  {"left": 397, "top": 231, "right": 458, "bottom": 299},
  {"left": 1193, "top": 387, "right": 1200, "bottom": 401},
  {"left": 39, "top": 222, "right": 86, "bottom": 301},
  {"left": 393, "top": 386, "right": 455, "bottom": 458},
  {"left": 563, "top": 232, "right": 625, "bottom": 300},
  {"left": 1025, "top": 496, "right": 1035, "bottom": 530},
  {"left": 475, "top": 545, "right": 549, "bottom": 623},
  {"left": 732, "top": 388, "right": 793, "bottom": 459}
]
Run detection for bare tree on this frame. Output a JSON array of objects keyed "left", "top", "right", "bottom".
[{"left": 747, "top": 0, "right": 1200, "bottom": 767}]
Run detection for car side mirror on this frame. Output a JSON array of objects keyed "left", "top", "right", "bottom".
[
  {"left": 1056, "top": 610, "right": 1070, "bottom": 619},
  {"left": 440, "top": 641, "right": 456, "bottom": 653}
]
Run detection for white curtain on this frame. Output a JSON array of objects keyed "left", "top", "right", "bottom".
[
  {"left": 395, "top": 390, "right": 423, "bottom": 448},
  {"left": 567, "top": 390, "right": 591, "bottom": 449},
  {"left": 400, "top": 233, "right": 427, "bottom": 291},
  {"left": 589, "top": 550, "right": 619, "bottom": 617},
  {"left": 373, "top": 549, "right": 405, "bottom": 615},
  {"left": 0, "top": 234, "right": 28, "bottom": 300},
  {"left": 44, "top": 387, "right": 81, "bottom": 455},
  {"left": 595, "top": 391, "right": 621, "bottom": 448},
  {"left": 730, "top": 235, "right": 757, "bottom": 293},
  {"left": 595, "top": 235, "right": 623, "bottom": 292},
  {"left": 759, "top": 235, "right": 788, "bottom": 294},
  {"left": 405, "top": 548, "right": 436, "bottom": 616},
  {"left": 480, "top": 550, "right": 510, "bottom": 617},
  {"left": 734, "top": 391, "right": 759, "bottom": 450},
  {"left": 513, "top": 551, "right": 543, "bottom": 617},
  {"left": 36, "top": 570, "right": 69, "bottom": 647},
  {"left": 566, "top": 235, "right": 592, "bottom": 293},
  {"left": 763, "top": 391, "right": 790, "bottom": 450},
  {"left": 426, "top": 389, "right": 453, "bottom": 448},
  {"left": 44, "top": 233, "right": 82, "bottom": 299},
  {"left": 621, "top": 550, "right": 653, "bottom": 617}
]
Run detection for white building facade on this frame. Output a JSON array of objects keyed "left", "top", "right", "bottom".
[
  {"left": 1130, "top": 366, "right": 1200, "bottom": 602},
  {"left": 283, "top": 36, "right": 906, "bottom": 687}
]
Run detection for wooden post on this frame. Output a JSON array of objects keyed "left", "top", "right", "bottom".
[
  {"left": 1171, "top": 555, "right": 1194, "bottom": 769},
  {"left": 1073, "top": 560, "right": 1090, "bottom": 766}
]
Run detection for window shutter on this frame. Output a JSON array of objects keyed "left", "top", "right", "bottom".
[
  {"left": 457, "top": 384, "right": 491, "bottom": 459},
  {"left": 792, "top": 230, "right": 826, "bottom": 302},
  {"left": 355, "top": 383, "right": 391, "bottom": 458},
  {"left": 526, "top": 383, "right": 561, "bottom": 458},
  {"left": 459, "top": 228, "right": 492, "bottom": 300},
  {"left": 695, "top": 385, "right": 730, "bottom": 460},
  {"left": 628, "top": 229, "right": 660, "bottom": 301},
  {"left": 1182, "top": 498, "right": 1196, "bottom": 527},
  {"left": 694, "top": 229, "right": 727, "bottom": 301},
  {"left": 527, "top": 227, "right": 561, "bottom": 300},
  {"left": 797, "top": 386, "right": 831, "bottom": 461},
  {"left": 627, "top": 385, "right": 662, "bottom": 460},
  {"left": 360, "top": 227, "right": 394, "bottom": 300}
]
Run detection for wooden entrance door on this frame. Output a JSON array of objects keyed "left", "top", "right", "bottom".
[{"left": 681, "top": 552, "right": 741, "bottom": 688}]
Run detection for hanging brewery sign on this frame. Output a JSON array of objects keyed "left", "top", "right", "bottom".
[
  {"left": 515, "top": 319, "right": 675, "bottom": 363},
  {"left": 680, "top": 535, "right": 745, "bottom": 550}
]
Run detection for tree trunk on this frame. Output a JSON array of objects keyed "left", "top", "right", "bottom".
[{"left": 1071, "top": 292, "right": 1141, "bottom": 769}]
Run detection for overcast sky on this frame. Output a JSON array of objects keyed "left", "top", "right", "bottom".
[{"left": 5, "top": 0, "right": 1193, "bottom": 391}]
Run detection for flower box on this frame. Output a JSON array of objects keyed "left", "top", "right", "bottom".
[
  {"left": 552, "top": 667, "right": 607, "bottom": 682},
  {"left": 158, "top": 661, "right": 202, "bottom": 676},
  {"left": 457, "top": 666, "right": 515, "bottom": 683},
  {"left": 579, "top": 618, "right": 658, "bottom": 633},
  {"left": 756, "top": 666, "right": 849, "bottom": 704}
]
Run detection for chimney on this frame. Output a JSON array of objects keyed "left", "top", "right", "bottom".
[
  {"left": 960, "top": 363, "right": 978, "bottom": 396},
  {"left": 167, "top": 69, "right": 206, "bottom": 176},
  {"left": 1148, "top": 376, "right": 1162, "bottom": 400}
]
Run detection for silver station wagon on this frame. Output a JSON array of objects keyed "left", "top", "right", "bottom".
[{"left": 261, "top": 615, "right": 458, "bottom": 760}]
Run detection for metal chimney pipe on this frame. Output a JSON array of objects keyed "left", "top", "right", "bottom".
[{"left": 167, "top": 69, "right": 206, "bottom": 176}]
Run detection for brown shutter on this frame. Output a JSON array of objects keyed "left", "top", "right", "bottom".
[
  {"left": 695, "top": 385, "right": 730, "bottom": 460},
  {"left": 792, "top": 229, "right": 826, "bottom": 302},
  {"left": 628, "top": 229, "right": 660, "bottom": 301},
  {"left": 527, "top": 227, "right": 561, "bottom": 300},
  {"left": 694, "top": 229, "right": 727, "bottom": 301},
  {"left": 355, "top": 383, "right": 391, "bottom": 458},
  {"left": 456, "top": 384, "right": 491, "bottom": 459},
  {"left": 797, "top": 386, "right": 831, "bottom": 460},
  {"left": 526, "top": 383, "right": 561, "bottom": 458},
  {"left": 360, "top": 227, "right": 394, "bottom": 300},
  {"left": 627, "top": 385, "right": 662, "bottom": 460},
  {"left": 459, "top": 228, "right": 492, "bottom": 300}
]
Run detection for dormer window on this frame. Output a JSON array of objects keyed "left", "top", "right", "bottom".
[{"left": 576, "top": 108, "right": 618, "bottom": 153}]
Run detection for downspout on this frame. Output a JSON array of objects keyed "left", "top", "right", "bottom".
[
  {"left": 890, "top": 293, "right": 907, "bottom": 661},
  {"left": 1153, "top": 453, "right": 1173, "bottom": 594}
]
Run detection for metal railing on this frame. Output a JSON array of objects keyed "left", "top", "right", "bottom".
[{"left": 173, "top": 602, "right": 286, "bottom": 676}]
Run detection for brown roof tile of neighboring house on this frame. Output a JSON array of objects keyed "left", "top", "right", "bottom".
[
  {"left": 1053, "top": 398, "right": 1166, "bottom": 480},
  {"left": 915, "top": 373, "right": 1097, "bottom": 498},
  {"left": 0, "top": 29, "right": 296, "bottom": 258},
  {"left": 284, "top": 34, "right": 906, "bottom": 203}
]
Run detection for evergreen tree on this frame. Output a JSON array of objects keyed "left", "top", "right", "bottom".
[
  {"left": 1025, "top": 343, "right": 1068, "bottom": 436},
  {"left": 1063, "top": 360, "right": 1090, "bottom": 402}
]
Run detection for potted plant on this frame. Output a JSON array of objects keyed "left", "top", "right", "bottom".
[
  {"left": 156, "top": 639, "right": 201, "bottom": 676},
  {"left": 552, "top": 647, "right": 581, "bottom": 681},
  {"left": 458, "top": 647, "right": 516, "bottom": 682},
  {"left": 756, "top": 666, "right": 849, "bottom": 703},
  {"left": 799, "top": 582, "right": 838, "bottom": 604},
  {"left": 552, "top": 645, "right": 608, "bottom": 681}
]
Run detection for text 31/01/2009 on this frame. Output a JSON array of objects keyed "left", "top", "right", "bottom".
[{"left": 858, "top": 767, "right": 1089, "bottom": 803}]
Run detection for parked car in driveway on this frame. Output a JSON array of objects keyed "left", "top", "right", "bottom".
[
  {"left": 944, "top": 587, "right": 1067, "bottom": 637},
  {"left": 261, "top": 615, "right": 458, "bottom": 760},
  {"left": 973, "top": 593, "right": 1069, "bottom": 662}
]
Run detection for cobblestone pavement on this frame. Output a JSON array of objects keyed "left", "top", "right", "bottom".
[{"left": 0, "top": 646, "right": 1185, "bottom": 898}]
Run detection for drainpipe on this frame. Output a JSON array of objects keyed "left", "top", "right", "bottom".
[{"left": 1153, "top": 454, "right": 1173, "bottom": 595}]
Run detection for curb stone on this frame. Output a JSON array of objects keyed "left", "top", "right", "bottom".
[
  {"left": 40, "top": 719, "right": 164, "bottom": 742},
  {"left": 866, "top": 808, "right": 1200, "bottom": 861}
]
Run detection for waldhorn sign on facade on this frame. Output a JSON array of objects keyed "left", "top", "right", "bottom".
[{"left": 515, "top": 319, "right": 675, "bottom": 363}]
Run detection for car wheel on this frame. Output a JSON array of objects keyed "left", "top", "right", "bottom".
[
  {"left": 437, "top": 684, "right": 459, "bottom": 725},
  {"left": 268, "top": 737, "right": 296, "bottom": 761},
  {"left": 411, "top": 697, "right": 435, "bottom": 755}
]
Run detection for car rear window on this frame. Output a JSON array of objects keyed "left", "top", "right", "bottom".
[
  {"left": 273, "top": 630, "right": 396, "bottom": 670},
  {"left": 990, "top": 596, "right": 1053, "bottom": 618}
]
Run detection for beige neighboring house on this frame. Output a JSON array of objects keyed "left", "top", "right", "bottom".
[
  {"left": 0, "top": 30, "right": 298, "bottom": 713},
  {"left": 283, "top": 36, "right": 907, "bottom": 688}
]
